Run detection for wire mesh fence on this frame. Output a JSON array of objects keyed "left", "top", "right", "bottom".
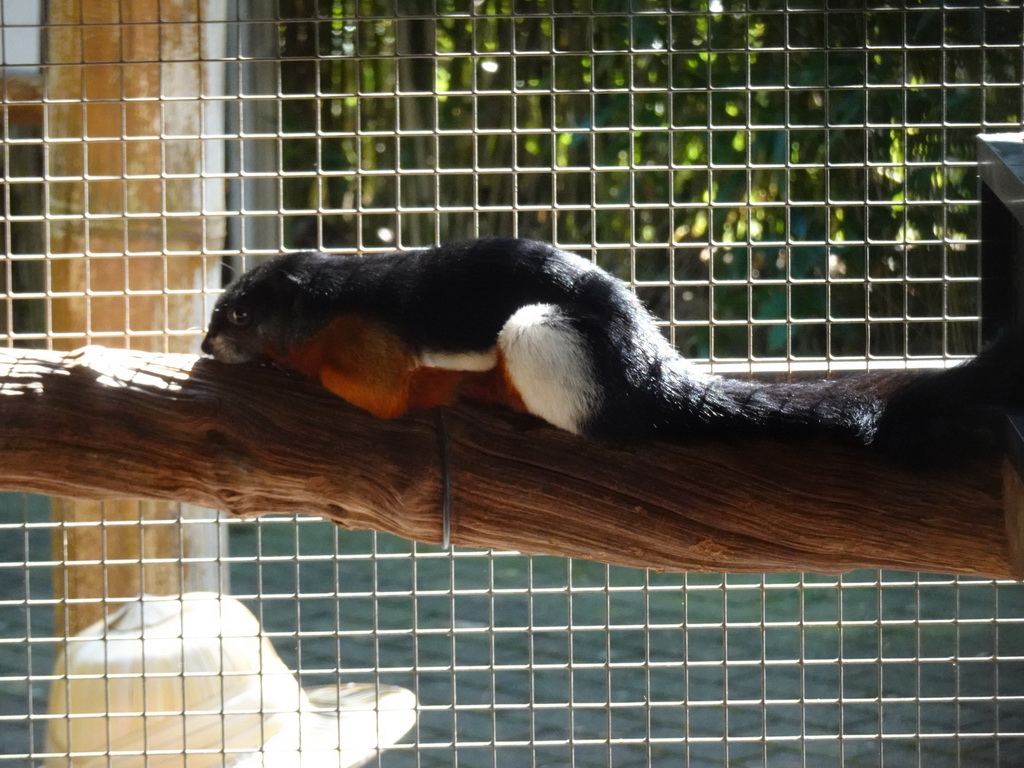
[{"left": 1, "top": 1, "right": 1023, "bottom": 766}]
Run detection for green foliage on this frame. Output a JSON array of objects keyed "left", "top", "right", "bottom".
[{"left": 277, "top": 2, "right": 1023, "bottom": 360}]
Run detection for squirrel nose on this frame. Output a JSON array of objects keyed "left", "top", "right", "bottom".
[{"left": 200, "top": 335, "right": 214, "bottom": 355}]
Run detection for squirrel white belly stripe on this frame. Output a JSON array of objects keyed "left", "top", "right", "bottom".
[{"left": 418, "top": 349, "right": 498, "bottom": 371}]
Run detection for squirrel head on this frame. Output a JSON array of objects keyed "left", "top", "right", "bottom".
[{"left": 202, "top": 251, "right": 337, "bottom": 364}]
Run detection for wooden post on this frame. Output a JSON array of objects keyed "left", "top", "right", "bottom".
[{"left": 45, "top": 0, "right": 227, "bottom": 635}]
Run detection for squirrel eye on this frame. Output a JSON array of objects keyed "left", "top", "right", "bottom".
[{"left": 227, "top": 306, "right": 251, "bottom": 327}]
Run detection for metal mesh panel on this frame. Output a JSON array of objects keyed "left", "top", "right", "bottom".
[{"left": 2, "top": 2, "right": 1024, "bottom": 766}]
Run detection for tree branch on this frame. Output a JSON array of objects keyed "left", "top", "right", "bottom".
[{"left": 0, "top": 347, "right": 1016, "bottom": 578}]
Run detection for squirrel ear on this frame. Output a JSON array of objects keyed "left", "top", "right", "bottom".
[{"left": 267, "top": 267, "right": 302, "bottom": 297}]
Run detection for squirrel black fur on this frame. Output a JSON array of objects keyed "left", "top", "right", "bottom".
[{"left": 202, "top": 237, "right": 1019, "bottom": 466}]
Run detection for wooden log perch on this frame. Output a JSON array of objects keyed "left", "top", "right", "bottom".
[{"left": 0, "top": 346, "right": 1018, "bottom": 579}]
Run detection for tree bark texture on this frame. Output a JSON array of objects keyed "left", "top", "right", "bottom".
[{"left": 0, "top": 346, "right": 1018, "bottom": 580}]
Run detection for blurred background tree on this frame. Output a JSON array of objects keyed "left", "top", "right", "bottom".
[{"left": 273, "top": 0, "right": 1022, "bottom": 363}]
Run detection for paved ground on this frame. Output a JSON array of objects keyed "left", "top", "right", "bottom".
[{"left": 2, "top": 495, "right": 1023, "bottom": 766}]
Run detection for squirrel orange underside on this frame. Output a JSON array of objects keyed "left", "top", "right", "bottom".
[{"left": 274, "top": 312, "right": 527, "bottom": 419}]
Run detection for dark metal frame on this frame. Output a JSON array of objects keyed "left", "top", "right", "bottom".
[{"left": 978, "top": 134, "right": 1024, "bottom": 342}]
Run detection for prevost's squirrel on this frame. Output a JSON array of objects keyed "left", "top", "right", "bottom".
[{"left": 203, "top": 237, "right": 1019, "bottom": 466}]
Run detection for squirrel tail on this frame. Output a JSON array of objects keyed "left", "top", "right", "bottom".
[
  {"left": 636, "top": 333, "right": 1023, "bottom": 467},
  {"left": 869, "top": 331, "right": 1024, "bottom": 466}
]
